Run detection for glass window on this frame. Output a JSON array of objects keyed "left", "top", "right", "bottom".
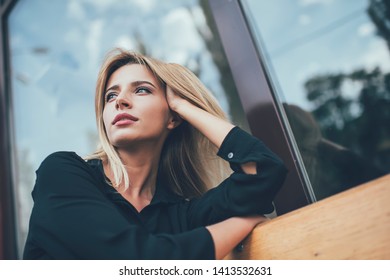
[
  {"left": 8, "top": 0, "right": 247, "bottom": 256},
  {"left": 242, "top": 0, "right": 389, "bottom": 200}
]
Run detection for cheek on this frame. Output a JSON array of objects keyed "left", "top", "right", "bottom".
[
  {"left": 159, "top": 98, "right": 171, "bottom": 119},
  {"left": 143, "top": 99, "right": 171, "bottom": 123},
  {"left": 154, "top": 104, "right": 171, "bottom": 126},
  {"left": 102, "top": 108, "right": 111, "bottom": 132}
]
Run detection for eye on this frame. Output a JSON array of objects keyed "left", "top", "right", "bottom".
[
  {"left": 135, "top": 87, "right": 152, "bottom": 94},
  {"left": 105, "top": 92, "right": 117, "bottom": 103}
]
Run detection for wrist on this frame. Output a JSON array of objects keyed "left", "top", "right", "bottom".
[{"left": 239, "top": 215, "right": 269, "bottom": 227}]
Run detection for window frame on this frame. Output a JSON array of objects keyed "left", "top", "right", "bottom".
[
  {"left": 0, "top": 0, "right": 18, "bottom": 260},
  {"left": 207, "top": 0, "right": 313, "bottom": 214}
]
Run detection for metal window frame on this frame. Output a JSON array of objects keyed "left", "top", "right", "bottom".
[
  {"left": 208, "top": 0, "right": 312, "bottom": 215},
  {"left": 0, "top": 0, "right": 18, "bottom": 259}
]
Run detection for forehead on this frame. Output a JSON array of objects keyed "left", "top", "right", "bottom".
[{"left": 106, "top": 64, "right": 159, "bottom": 88}]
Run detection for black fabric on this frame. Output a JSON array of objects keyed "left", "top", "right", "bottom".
[{"left": 23, "top": 127, "right": 287, "bottom": 260}]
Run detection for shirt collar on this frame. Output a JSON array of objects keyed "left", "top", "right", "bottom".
[{"left": 87, "top": 158, "right": 182, "bottom": 205}]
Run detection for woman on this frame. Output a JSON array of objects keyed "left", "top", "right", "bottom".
[{"left": 23, "top": 49, "right": 287, "bottom": 259}]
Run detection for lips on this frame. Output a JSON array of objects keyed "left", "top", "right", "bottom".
[{"left": 112, "top": 113, "right": 139, "bottom": 125}]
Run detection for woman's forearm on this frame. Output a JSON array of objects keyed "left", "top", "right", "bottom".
[
  {"left": 206, "top": 216, "right": 268, "bottom": 259},
  {"left": 170, "top": 98, "right": 257, "bottom": 174}
]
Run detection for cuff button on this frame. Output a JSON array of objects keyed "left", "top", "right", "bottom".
[{"left": 228, "top": 152, "right": 234, "bottom": 159}]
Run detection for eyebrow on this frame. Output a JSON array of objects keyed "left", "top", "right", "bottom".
[{"left": 105, "top": 80, "right": 157, "bottom": 94}]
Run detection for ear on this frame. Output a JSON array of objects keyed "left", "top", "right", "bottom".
[{"left": 167, "top": 111, "right": 183, "bottom": 130}]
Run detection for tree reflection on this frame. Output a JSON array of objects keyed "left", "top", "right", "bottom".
[
  {"left": 294, "top": 67, "right": 389, "bottom": 198},
  {"left": 368, "top": 0, "right": 390, "bottom": 50},
  {"left": 287, "top": 0, "right": 390, "bottom": 199},
  {"left": 300, "top": 68, "right": 389, "bottom": 199}
]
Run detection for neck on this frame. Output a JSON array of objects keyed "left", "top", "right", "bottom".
[{"left": 104, "top": 140, "right": 165, "bottom": 203}]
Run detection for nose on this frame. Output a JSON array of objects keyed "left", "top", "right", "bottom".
[{"left": 115, "top": 92, "right": 132, "bottom": 110}]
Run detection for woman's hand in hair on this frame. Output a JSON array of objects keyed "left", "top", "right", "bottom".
[
  {"left": 166, "top": 86, "right": 234, "bottom": 149},
  {"left": 166, "top": 86, "right": 256, "bottom": 174},
  {"left": 166, "top": 86, "right": 189, "bottom": 114}
]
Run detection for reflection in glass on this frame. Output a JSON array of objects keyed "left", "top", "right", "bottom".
[
  {"left": 8, "top": 0, "right": 246, "bottom": 257},
  {"left": 243, "top": 0, "right": 389, "bottom": 200}
]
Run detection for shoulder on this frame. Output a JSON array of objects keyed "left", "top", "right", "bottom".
[
  {"left": 37, "top": 151, "right": 92, "bottom": 178},
  {"left": 33, "top": 151, "right": 103, "bottom": 198},
  {"left": 40, "top": 151, "right": 83, "bottom": 163}
]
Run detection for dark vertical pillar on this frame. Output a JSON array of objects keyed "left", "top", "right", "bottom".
[
  {"left": 208, "top": 0, "right": 311, "bottom": 214},
  {"left": 0, "top": 0, "right": 18, "bottom": 259}
]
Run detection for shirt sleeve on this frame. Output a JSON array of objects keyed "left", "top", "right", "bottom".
[
  {"left": 23, "top": 152, "right": 214, "bottom": 260},
  {"left": 187, "top": 126, "right": 288, "bottom": 228}
]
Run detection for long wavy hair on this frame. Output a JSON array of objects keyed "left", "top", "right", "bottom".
[{"left": 86, "top": 48, "right": 230, "bottom": 198}]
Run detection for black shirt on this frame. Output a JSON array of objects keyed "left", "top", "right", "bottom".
[{"left": 23, "top": 127, "right": 287, "bottom": 259}]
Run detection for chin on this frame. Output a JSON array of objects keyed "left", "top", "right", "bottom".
[{"left": 111, "top": 137, "right": 139, "bottom": 148}]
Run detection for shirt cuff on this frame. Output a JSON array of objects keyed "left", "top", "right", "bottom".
[{"left": 217, "top": 126, "right": 259, "bottom": 172}]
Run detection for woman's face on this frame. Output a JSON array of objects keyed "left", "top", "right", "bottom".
[{"left": 102, "top": 64, "right": 174, "bottom": 149}]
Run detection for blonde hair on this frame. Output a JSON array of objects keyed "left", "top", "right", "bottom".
[{"left": 86, "top": 48, "right": 230, "bottom": 198}]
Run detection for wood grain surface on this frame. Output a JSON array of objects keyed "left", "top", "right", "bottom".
[{"left": 225, "top": 174, "right": 390, "bottom": 259}]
